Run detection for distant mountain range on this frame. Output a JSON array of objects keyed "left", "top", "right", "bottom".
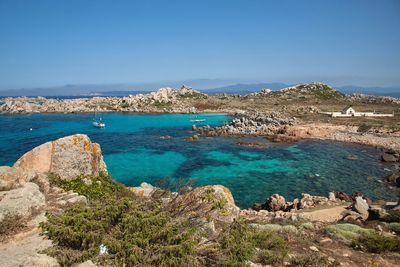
[{"left": 0, "top": 81, "right": 399, "bottom": 97}]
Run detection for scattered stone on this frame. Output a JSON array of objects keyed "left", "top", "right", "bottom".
[{"left": 309, "top": 246, "right": 319, "bottom": 252}]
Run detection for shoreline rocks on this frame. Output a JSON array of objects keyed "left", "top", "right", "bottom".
[{"left": 195, "top": 111, "right": 298, "bottom": 137}]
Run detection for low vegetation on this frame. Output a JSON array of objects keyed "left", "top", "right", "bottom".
[
  {"left": 41, "top": 173, "right": 400, "bottom": 266},
  {"left": 0, "top": 213, "right": 27, "bottom": 242}
]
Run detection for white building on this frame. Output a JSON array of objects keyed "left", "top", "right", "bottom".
[
  {"left": 342, "top": 106, "right": 355, "bottom": 115},
  {"left": 320, "top": 106, "right": 394, "bottom": 118}
]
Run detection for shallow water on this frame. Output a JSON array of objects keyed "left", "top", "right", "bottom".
[{"left": 0, "top": 113, "right": 396, "bottom": 208}]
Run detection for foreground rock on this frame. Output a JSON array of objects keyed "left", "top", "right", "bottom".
[
  {"left": 14, "top": 134, "right": 107, "bottom": 180},
  {"left": 0, "top": 182, "right": 45, "bottom": 221}
]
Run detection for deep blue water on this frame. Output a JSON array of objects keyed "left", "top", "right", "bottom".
[{"left": 0, "top": 113, "right": 396, "bottom": 208}]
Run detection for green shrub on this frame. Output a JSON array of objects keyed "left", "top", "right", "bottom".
[
  {"left": 42, "top": 173, "right": 201, "bottom": 266},
  {"left": 325, "top": 223, "right": 374, "bottom": 242},
  {"left": 382, "top": 210, "right": 400, "bottom": 223},
  {"left": 48, "top": 172, "right": 133, "bottom": 201},
  {"left": 351, "top": 232, "right": 400, "bottom": 253},
  {"left": 389, "top": 223, "right": 400, "bottom": 235},
  {"left": 252, "top": 229, "right": 288, "bottom": 265},
  {"left": 217, "top": 220, "right": 255, "bottom": 266}
]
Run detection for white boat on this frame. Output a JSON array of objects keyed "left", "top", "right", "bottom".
[
  {"left": 92, "top": 120, "right": 105, "bottom": 128},
  {"left": 190, "top": 119, "right": 206, "bottom": 123},
  {"left": 92, "top": 112, "right": 105, "bottom": 128}
]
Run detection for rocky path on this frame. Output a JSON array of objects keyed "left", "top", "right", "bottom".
[{"left": 298, "top": 205, "right": 348, "bottom": 223}]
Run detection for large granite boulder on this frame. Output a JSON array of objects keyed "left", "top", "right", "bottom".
[
  {"left": 14, "top": 134, "right": 107, "bottom": 180},
  {"left": 264, "top": 194, "right": 287, "bottom": 211},
  {"left": 167, "top": 185, "right": 239, "bottom": 234},
  {"left": 0, "top": 182, "right": 45, "bottom": 221},
  {"left": 352, "top": 196, "right": 369, "bottom": 221}
]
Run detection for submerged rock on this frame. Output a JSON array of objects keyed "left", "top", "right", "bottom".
[
  {"left": 381, "top": 153, "right": 398, "bottom": 163},
  {"left": 14, "top": 134, "right": 107, "bottom": 181}
]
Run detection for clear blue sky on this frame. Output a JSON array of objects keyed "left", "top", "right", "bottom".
[{"left": 0, "top": 0, "right": 399, "bottom": 89}]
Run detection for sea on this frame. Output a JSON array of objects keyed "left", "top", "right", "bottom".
[{"left": 0, "top": 113, "right": 396, "bottom": 208}]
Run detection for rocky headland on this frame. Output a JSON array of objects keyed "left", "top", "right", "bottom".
[{"left": 0, "top": 134, "right": 399, "bottom": 266}]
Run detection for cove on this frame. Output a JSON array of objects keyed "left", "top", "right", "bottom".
[{"left": 0, "top": 113, "right": 396, "bottom": 208}]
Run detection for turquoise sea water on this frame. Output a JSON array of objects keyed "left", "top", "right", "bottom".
[{"left": 0, "top": 113, "right": 396, "bottom": 208}]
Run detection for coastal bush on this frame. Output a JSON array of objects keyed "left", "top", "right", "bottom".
[
  {"left": 389, "top": 223, "right": 400, "bottom": 235},
  {"left": 216, "top": 220, "right": 291, "bottom": 266},
  {"left": 217, "top": 220, "right": 256, "bottom": 266},
  {"left": 252, "top": 229, "right": 288, "bottom": 265},
  {"left": 351, "top": 232, "right": 400, "bottom": 253},
  {"left": 42, "top": 173, "right": 201, "bottom": 266},
  {"left": 41, "top": 197, "right": 200, "bottom": 266},
  {"left": 48, "top": 172, "right": 133, "bottom": 201},
  {"left": 325, "top": 223, "right": 374, "bottom": 242},
  {"left": 0, "top": 213, "right": 26, "bottom": 242},
  {"left": 382, "top": 210, "right": 400, "bottom": 223}
]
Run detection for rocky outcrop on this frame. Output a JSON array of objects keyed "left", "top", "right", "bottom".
[
  {"left": 0, "top": 182, "right": 45, "bottom": 221},
  {"left": 167, "top": 185, "right": 239, "bottom": 234},
  {"left": 14, "top": 134, "right": 107, "bottom": 180},
  {"left": 128, "top": 182, "right": 155, "bottom": 197},
  {"left": 264, "top": 194, "right": 287, "bottom": 211},
  {"left": 195, "top": 111, "right": 297, "bottom": 137}
]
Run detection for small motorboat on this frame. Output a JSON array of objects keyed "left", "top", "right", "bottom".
[{"left": 190, "top": 119, "right": 206, "bottom": 123}]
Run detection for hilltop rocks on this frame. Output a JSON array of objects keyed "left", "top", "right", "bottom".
[
  {"left": 0, "top": 182, "right": 45, "bottom": 222},
  {"left": 0, "top": 85, "right": 204, "bottom": 114},
  {"left": 14, "top": 134, "right": 107, "bottom": 180},
  {"left": 167, "top": 185, "right": 239, "bottom": 234}
]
